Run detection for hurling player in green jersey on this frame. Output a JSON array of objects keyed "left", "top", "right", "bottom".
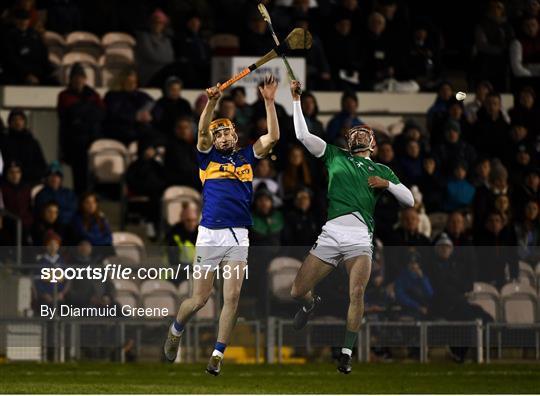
[{"left": 288, "top": 81, "right": 414, "bottom": 374}]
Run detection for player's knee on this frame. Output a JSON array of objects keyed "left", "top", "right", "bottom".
[
  {"left": 350, "top": 284, "right": 365, "bottom": 303},
  {"left": 223, "top": 289, "right": 241, "bottom": 306}
]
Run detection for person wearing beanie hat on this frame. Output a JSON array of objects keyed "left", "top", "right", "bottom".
[
  {"left": 432, "top": 118, "right": 477, "bottom": 177},
  {"left": 0, "top": 160, "right": 33, "bottom": 239},
  {"left": 151, "top": 76, "right": 192, "bottom": 136},
  {"left": 2, "top": 108, "right": 47, "bottom": 184},
  {"left": 135, "top": 8, "right": 174, "bottom": 86},
  {"left": 34, "top": 161, "right": 77, "bottom": 226}
]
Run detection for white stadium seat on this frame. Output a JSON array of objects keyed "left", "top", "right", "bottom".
[
  {"left": 113, "top": 279, "right": 140, "bottom": 308},
  {"left": 112, "top": 232, "right": 145, "bottom": 264},
  {"left": 162, "top": 186, "right": 202, "bottom": 227},
  {"left": 102, "top": 32, "right": 136, "bottom": 48},
  {"left": 500, "top": 283, "right": 538, "bottom": 324},
  {"left": 140, "top": 280, "right": 178, "bottom": 317},
  {"left": 468, "top": 282, "right": 500, "bottom": 321},
  {"left": 518, "top": 261, "right": 536, "bottom": 287},
  {"left": 87, "top": 139, "right": 128, "bottom": 184},
  {"left": 268, "top": 257, "right": 302, "bottom": 302}
]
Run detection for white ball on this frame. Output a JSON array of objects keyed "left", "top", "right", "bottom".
[{"left": 456, "top": 91, "right": 467, "bottom": 101}]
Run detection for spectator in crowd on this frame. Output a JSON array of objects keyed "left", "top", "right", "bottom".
[
  {"left": 271, "top": 0, "right": 319, "bottom": 37},
  {"left": 324, "top": 13, "right": 361, "bottom": 90},
  {"left": 508, "top": 144, "right": 536, "bottom": 183},
  {"left": 103, "top": 68, "right": 156, "bottom": 145},
  {"left": 473, "top": 0, "right": 514, "bottom": 91},
  {"left": 514, "top": 200, "right": 540, "bottom": 264},
  {"left": 282, "top": 187, "right": 320, "bottom": 249},
  {"left": 68, "top": 240, "right": 117, "bottom": 308},
  {"left": 31, "top": 201, "right": 71, "bottom": 247},
  {"left": 474, "top": 211, "right": 519, "bottom": 288},
  {"left": 427, "top": 234, "right": 491, "bottom": 362},
  {"left": 436, "top": 210, "right": 477, "bottom": 270},
  {"left": 294, "top": 16, "right": 333, "bottom": 90},
  {"left": 386, "top": 207, "right": 431, "bottom": 281},
  {"left": 397, "top": 140, "right": 424, "bottom": 186},
  {"left": 504, "top": 124, "right": 532, "bottom": 169},
  {"left": 434, "top": 98, "right": 470, "bottom": 146},
  {"left": 135, "top": 9, "right": 175, "bottom": 87},
  {"left": 1, "top": 0, "right": 43, "bottom": 33},
  {"left": 34, "top": 231, "right": 70, "bottom": 306},
  {"left": 508, "top": 86, "right": 540, "bottom": 139},
  {"left": 250, "top": 80, "right": 290, "bottom": 127},
  {"left": 164, "top": 116, "right": 200, "bottom": 189},
  {"left": 433, "top": 120, "right": 477, "bottom": 176},
  {"left": 250, "top": 188, "right": 284, "bottom": 246},
  {"left": 393, "top": 122, "right": 429, "bottom": 158},
  {"left": 512, "top": 167, "right": 540, "bottom": 209},
  {"left": 300, "top": 91, "right": 325, "bottom": 139},
  {"left": 2, "top": 8, "right": 53, "bottom": 85},
  {"left": 418, "top": 155, "right": 445, "bottom": 212},
  {"left": 465, "top": 81, "right": 494, "bottom": 124},
  {"left": 125, "top": 140, "right": 168, "bottom": 239},
  {"left": 253, "top": 158, "right": 282, "bottom": 208},
  {"left": 34, "top": 162, "right": 78, "bottom": 226},
  {"left": 240, "top": 12, "right": 275, "bottom": 56},
  {"left": 359, "top": 12, "right": 400, "bottom": 90},
  {"left": 45, "top": 0, "right": 82, "bottom": 34},
  {"left": 509, "top": 15, "right": 540, "bottom": 80},
  {"left": 443, "top": 162, "right": 476, "bottom": 213},
  {"left": 57, "top": 63, "right": 105, "bottom": 193},
  {"left": 365, "top": 261, "right": 395, "bottom": 322},
  {"left": 394, "top": 253, "right": 433, "bottom": 319},
  {"left": 71, "top": 193, "right": 113, "bottom": 254},
  {"left": 373, "top": 0, "right": 410, "bottom": 43},
  {"left": 471, "top": 157, "right": 491, "bottom": 188},
  {"left": 472, "top": 92, "right": 510, "bottom": 158},
  {"left": 1, "top": 108, "right": 47, "bottom": 184},
  {"left": 152, "top": 76, "right": 192, "bottom": 136},
  {"left": 326, "top": 91, "right": 363, "bottom": 143},
  {"left": 230, "top": 87, "right": 253, "bottom": 130},
  {"left": 376, "top": 141, "right": 400, "bottom": 173},
  {"left": 427, "top": 81, "right": 453, "bottom": 133},
  {"left": 404, "top": 19, "right": 442, "bottom": 89},
  {"left": 0, "top": 161, "right": 32, "bottom": 239},
  {"left": 166, "top": 201, "right": 199, "bottom": 282},
  {"left": 279, "top": 145, "right": 313, "bottom": 206},
  {"left": 473, "top": 160, "right": 510, "bottom": 231},
  {"left": 494, "top": 193, "right": 513, "bottom": 226},
  {"left": 174, "top": 12, "right": 211, "bottom": 88}
]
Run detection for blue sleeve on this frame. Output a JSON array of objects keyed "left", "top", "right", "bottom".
[
  {"left": 241, "top": 145, "right": 257, "bottom": 166},
  {"left": 395, "top": 276, "right": 421, "bottom": 310},
  {"left": 196, "top": 147, "right": 214, "bottom": 169},
  {"left": 421, "top": 276, "right": 434, "bottom": 298}
]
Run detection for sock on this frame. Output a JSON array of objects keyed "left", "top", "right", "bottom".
[
  {"left": 343, "top": 330, "right": 358, "bottom": 354},
  {"left": 341, "top": 348, "right": 353, "bottom": 356},
  {"left": 212, "top": 342, "right": 227, "bottom": 357},
  {"left": 171, "top": 320, "right": 184, "bottom": 336}
]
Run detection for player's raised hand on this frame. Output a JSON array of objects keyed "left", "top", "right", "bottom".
[
  {"left": 368, "top": 176, "right": 389, "bottom": 189},
  {"left": 206, "top": 84, "right": 222, "bottom": 101},
  {"left": 290, "top": 80, "right": 301, "bottom": 101},
  {"left": 259, "top": 74, "right": 278, "bottom": 101}
]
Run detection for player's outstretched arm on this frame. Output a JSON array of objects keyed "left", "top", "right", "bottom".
[
  {"left": 254, "top": 74, "right": 280, "bottom": 158},
  {"left": 368, "top": 176, "right": 415, "bottom": 207},
  {"left": 290, "top": 80, "right": 326, "bottom": 158},
  {"left": 197, "top": 85, "right": 222, "bottom": 152}
]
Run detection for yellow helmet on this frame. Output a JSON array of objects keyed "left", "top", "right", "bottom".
[{"left": 209, "top": 118, "right": 234, "bottom": 135}]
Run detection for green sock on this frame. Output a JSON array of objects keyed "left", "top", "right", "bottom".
[{"left": 343, "top": 330, "right": 358, "bottom": 351}]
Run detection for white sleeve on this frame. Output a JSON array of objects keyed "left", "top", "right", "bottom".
[
  {"left": 387, "top": 182, "right": 415, "bottom": 207},
  {"left": 293, "top": 100, "right": 327, "bottom": 158},
  {"left": 510, "top": 40, "right": 532, "bottom": 77}
]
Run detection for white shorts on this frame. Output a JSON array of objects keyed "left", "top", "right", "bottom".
[
  {"left": 195, "top": 225, "right": 249, "bottom": 270},
  {"left": 310, "top": 218, "right": 373, "bottom": 267}
]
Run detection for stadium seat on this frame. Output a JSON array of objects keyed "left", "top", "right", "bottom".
[
  {"left": 127, "top": 141, "right": 138, "bottom": 164},
  {"left": 209, "top": 33, "right": 240, "bottom": 56},
  {"left": 113, "top": 279, "right": 140, "bottom": 308},
  {"left": 102, "top": 32, "right": 136, "bottom": 48},
  {"left": 61, "top": 52, "right": 100, "bottom": 86},
  {"left": 468, "top": 282, "right": 500, "bottom": 321},
  {"left": 140, "top": 280, "right": 178, "bottom": 316},
  {"left": 518, "top": 261, "right": 536, "bottom": 287},
  {"left": 427, "top": 212, "right": 448, "bottom": 237},
  {"left": 103, "top": 254, "right": 139, "bottom": 269},
  {"left": 500, "top": 283, "right": 538, "bottom": 324},
  {"left": 268, "top": 257, "right": 302, "bottom": 302},
  {"left": 536, "top": 263, "right": 540, "bottom": 295},
  {"left": 101, "top": 65, "right": 125, "bottom": 88},
  {"left": 161, "top": 186, "right": 202, "bottom": 227},
  {"left": 87, "top": 139, "right": 128, "bottom": 185},
  {"left": 43, "top": 30, "right": 66, "bottom": 60},
  {"left": 112, "top": 231, "right": 146, "bottom": 264},
  {"left": 101, "top": 47, "right": 135, "bottom": 67},
  {"left": 65, "top": 31, "right": 103, "bottom": 59}
]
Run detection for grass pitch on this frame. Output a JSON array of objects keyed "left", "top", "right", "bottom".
[{"left": 1, "top": 362, "right": 539, "bottom": 393}]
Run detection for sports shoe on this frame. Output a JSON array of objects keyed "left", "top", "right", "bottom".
[
  {"left": 337, "top": 353, "right": 352, "bottom": 374},
  {"left": 206, "top": 354, "right": 223, "bottom": 376},
  {"left": 293, "top": 295, "right": 321, "bottom": 330},
  {"left": 163, "top": 327, "right": 182, "bottom": 363}
]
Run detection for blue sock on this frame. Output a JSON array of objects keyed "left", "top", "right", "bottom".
[
  {"left": 214, "top": 342, "right": 227, "bottom": 354},
  {"left": 172, "top": 320, "right": 184, "bottom": 333}
]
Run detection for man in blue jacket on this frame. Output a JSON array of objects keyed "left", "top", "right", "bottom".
[
  {"left": 35, "top": 162, "right": 77, "bottom": 225},
  {"left": 395, "top": 253, "right": 434, "bottom": 319}
]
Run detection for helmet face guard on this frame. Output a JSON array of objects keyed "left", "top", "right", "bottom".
[
  {"left": 347, "top": 125, "right": 375, "bottom": 154},
  {"left": 209, "top": 118, "right": 238, "bottom": 154}
]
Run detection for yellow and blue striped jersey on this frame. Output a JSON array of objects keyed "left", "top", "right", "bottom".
[{"left": 197, "top": 145, "right": 257, "bottom": 229}]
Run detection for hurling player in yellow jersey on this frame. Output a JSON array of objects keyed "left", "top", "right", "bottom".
[
  {"left": 289, "top": 81, "right": 414, "bottom": 374},
  {"left": 164, "top": 75, "right": 280, "bottom": 375}
]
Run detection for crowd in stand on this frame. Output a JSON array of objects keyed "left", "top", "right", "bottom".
[
  {"left": 0, "top": 0, "right": 539, "bottom": 329},
  {"left": 1, "top": 0, "right": 540, "bottom": 92}
]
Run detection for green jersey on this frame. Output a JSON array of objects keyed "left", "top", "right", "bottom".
[{"left": 321, "top": 144, "right": 401, "bottom": 233}]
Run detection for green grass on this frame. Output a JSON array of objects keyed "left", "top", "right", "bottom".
[{"left": 1, "top": 362, "right": 539, "bottom": 393}]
